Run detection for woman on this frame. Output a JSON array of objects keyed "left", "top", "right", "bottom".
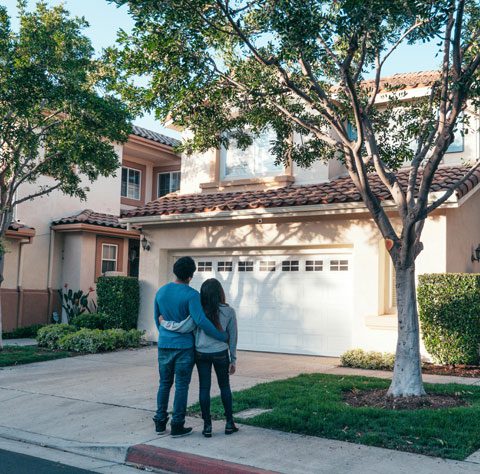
[{"left": 160, "top": 278, "right": 238, "bottom": 438}]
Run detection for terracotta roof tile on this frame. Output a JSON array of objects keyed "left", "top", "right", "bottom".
[
  {"left": 52, "top": 210, "right": 127, "bottom": 229},
  {"left": 131, "top": 125, "right": 180, "bottom": 148},
  {"left": 122, "top": 165, "right": 480, "bottom": 220},
  {"left": 8, "top": 222, "right": 34, "bottom": 232},
  {"left": 361, "top": 70, "right": 441, "bottom": 92}
]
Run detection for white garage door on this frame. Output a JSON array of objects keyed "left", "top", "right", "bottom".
[{"left": 187, "top": 252, "right": 353, "bottom": 357}]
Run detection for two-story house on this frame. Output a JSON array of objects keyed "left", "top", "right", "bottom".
[
  {"left": 122, "top": 71, "right": 480, "bottom": 358},
  {"left": 2, "top": 125, "right": 180, "bottom": 332}
]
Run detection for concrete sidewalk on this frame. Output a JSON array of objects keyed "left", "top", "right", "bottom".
[{"left": 0, "top": 347, "right": 479, "bottom": 473}]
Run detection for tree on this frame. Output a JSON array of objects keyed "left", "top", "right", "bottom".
[
  {"left": 0, "top": 1, "right": 132, "bottom": 349},
  {"left": 109, "top": 0, "right": 480, "bottom": 396}
]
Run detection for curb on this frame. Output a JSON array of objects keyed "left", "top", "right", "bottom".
[{"left": 126, "top": 444, "right": 279, "bottom": 474}]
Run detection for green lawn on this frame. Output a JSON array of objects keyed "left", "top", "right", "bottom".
[
  {"left": 188, "top": 373, "right": 480, "bottom": 460},
  {"left": 0, "top": 346, "right": 73, "bottom": 367}
]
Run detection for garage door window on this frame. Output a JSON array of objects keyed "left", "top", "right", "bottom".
[
  {"left": 238, "top": 261, "right": 254, "bottom": 272},
  {"left": 330, "top": 260, "right": 349, "bottom": 271},
  {"left": 282, "top": 261, "right": 299, "bottom": 271},
  {"left": 259, "top": 261, "right": 276, "bottom": 272},
  {"left": 218, "top": 261, "right": 233, "bottom": 272},
  {"left": 198, "top": 261, "right": 213, "bottom": 272},
  {"left": 306, "top": 260, "right": 323, "bottom": 271}
]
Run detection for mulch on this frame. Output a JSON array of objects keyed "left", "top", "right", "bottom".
[
  {"left": 343, "top": 388, "right": 469, "bottom": 410},
  {"left": 422, "top": 363, "right": 480, "bottom": 378}
]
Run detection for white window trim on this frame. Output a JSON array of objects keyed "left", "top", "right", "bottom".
[
  {"left": 220, "top": 130, "right": 284, "bottom": 180},
  {"left": 121, "top": 166, "right": 142, "bottom": 200},
  {"left": 101, "top": 243, "right": 118, "bottom": 273},
  {"left": 157, "top": 171, "right": 181, "bottom": 198}
]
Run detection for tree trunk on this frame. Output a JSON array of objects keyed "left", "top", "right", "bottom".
[{"left": 387, "top": 264, "right": 426, "bottom": 397}]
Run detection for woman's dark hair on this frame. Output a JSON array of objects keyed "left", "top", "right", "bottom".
[
  {"left": 200, "top": 278, "right": 226, "bottom": 330},
  {"left": 173, "top": 257, "right": 196, "bottom": 282}
]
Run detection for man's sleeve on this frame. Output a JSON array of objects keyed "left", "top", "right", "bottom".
[
  {"left": 188, "top": 293, "right": 228, "bottom": 342},
  {"left": 161, "top": 316, "right": 197, "bottom": 333},
  {"left": 154, "top": 297, "right": 160, "bottom": 330}
]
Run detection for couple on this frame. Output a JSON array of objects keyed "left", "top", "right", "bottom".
[{"left": 153, "top": 256, "right": 238, "bottom": 438}]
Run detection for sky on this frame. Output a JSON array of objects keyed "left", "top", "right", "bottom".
[{"left": 2, "top": 0, "right": 443, "bottom": 135}]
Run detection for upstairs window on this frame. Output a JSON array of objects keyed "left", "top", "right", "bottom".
[
  {"left": 446, "top": 119, "right": 464, "bottom": 153},
  {"left": 158, "top": 171, "right": 181, "bottom": 197},
  {"left": 221, "top": 129, "right": 283, "bottom": 180},
  {"left": 121, "top": 167, "right": 141, "bottom": 200}
]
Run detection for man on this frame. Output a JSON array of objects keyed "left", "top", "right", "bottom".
[{"left": 153, "top": 256, "right": 228, "bottom": 437}]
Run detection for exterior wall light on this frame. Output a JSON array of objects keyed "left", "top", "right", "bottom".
[
  {"left": 472, "top": 244, "right": 480, "bottom": 262},
  {"left": 141, "top": 234, "right": 151, "bottom": 252}
]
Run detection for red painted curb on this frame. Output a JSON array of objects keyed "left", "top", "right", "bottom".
[{"left": 126, "top": 444, "right": 279, "bottom": 474}]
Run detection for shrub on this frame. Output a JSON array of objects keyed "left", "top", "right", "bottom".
[
  {"left": 3, "top": 324, "right": 44, "bottom": 339},
  {"left": 418, "top": 273, "right": 480, "bottom": 365},
  {"left": 57, "top": 328, "right": 144, "bottom": 353},
  {"left": 71, "top": 313, "right": 107, "bottom": 330},
  {"left": 97, "top": 276, "right": 139, "bottom": 330},
  {"left": 36, "top": 324, "right": 76, "bottom": 349},
  {"left": 340, "top": 349, "right": 395, "bottom": 371}
]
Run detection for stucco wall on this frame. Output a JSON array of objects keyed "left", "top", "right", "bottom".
[
  {"left": 446, "top": 189, "right": 480, "bottom": 273},
  {"left": 137, "top": 211, "right": 447, "bottom": 355},
  {"left": 179, "top": 149, "right": 215, "bottom": 195}
]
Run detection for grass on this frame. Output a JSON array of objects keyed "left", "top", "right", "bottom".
[
  {"left": 188, "top": 373, "right": 480, "bottom": 460},
  {"left": 0, "top": 346, "right": 73, "bottom": 367}
]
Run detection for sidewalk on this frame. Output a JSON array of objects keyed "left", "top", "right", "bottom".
[{"left": 0, "top": 347, "right": 479, "bottom": 473}]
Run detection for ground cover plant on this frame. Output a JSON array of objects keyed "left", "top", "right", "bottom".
[
  {"left": 0, "top": 346, "right": 72, "bottom": 367},
  {"left": 189, "top": 373, "right": 480, "bottom": 460}
]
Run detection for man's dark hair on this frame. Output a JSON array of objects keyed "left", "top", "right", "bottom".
[{"left": 173, "top": 256, "right": 196, "bottom": 282}]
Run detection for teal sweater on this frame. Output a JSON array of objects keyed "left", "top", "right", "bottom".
[{"left": 154, "top": 282, "right": 227, "bottom": 349}]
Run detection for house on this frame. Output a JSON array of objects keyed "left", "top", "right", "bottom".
[
  {"left": 121, "top": 71, "right": 480, "bottom": 357},
  {"left": 2, "top": 125, "right": 181, "bottom": 332}
]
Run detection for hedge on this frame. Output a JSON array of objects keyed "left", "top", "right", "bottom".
[
  {"left": 71, "top": 313, "right": 108, "bottom": 330},
  {"left": 418, "top": 273, "right": 480, "bottom": 365},
  {"left": 2, "top": 324, "right": 44, "bottom": 339},
  {"left": 340, "top": 349, "right": 395, "bottom": 371},
  {"left": 58, "top": 328, "right": 143, "bottom": 353},
  {"left": 96, "top": 276, "right": 139, "bottom": 330},
  {"left": 37, "top": 324, "right": 77, "bottom": 349}
]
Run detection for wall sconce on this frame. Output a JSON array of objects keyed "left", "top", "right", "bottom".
[
  {"left": 141, "top": 233, "right": 151, "bottom": 252},
  {"left": 472, "top": 244, "right": 480, "bottom": 262}
]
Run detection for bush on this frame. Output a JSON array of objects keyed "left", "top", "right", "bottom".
[
  {"left": 418, "top": 273, "right": 480, "bottom": 365},
  {"left": 340, "top": 349, "right": 395, "bottom": 371},
  {"left": 58, "top": 328, "right": 144, "bottom": 353},
  {"left": 71, "top": 313, "right": 107, "bottom": 330},
  {"left": 3, "top": 324, "right": 44, "bottom": 339},
  {"left": 96, "top": 276, "right": 139, "bottom": 330},
  {"left": 37, "top": 324, "right": 76, "bottom": 349}
]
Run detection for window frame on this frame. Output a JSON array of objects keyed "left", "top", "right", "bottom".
[
  {"left": 101, "top": 243, "right": 118, "bottom": 274},
  {"left": 220, "top": 129, "right": 284, "bottom": 180},
  {"left": 95, "top": 237, "right": 124, "bottom": 280},
  {"left": 157, "top": 171, "right": 181, "bottom": 198},
  {"left": 121, "top": 166, "right": 142, "bottom": 200}
]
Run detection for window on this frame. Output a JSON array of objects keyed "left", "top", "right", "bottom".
[
  {"left": 330, "top": 260, "right": 349, "bottom": 271},
  {"left": 282, "top": 260, "right": 299, "bottom": 271},
  {"left": 305, "top": 260, "right": 323, "bottom": 271},
  {"left": 121, "top": 167, "right": 141, "bottom": 200},
  {"left": 446, "top": 120, "right": 464, "bottom": 153},
  {"left": 238, "top": 261, "right": 254, "bottom": 272},
  {"left": 221, "top": 128, "right": 283, "bottom": 180},
  {"left": 197, "top": 261, "right": 212, "bottom": 272},
  {"left": 101, "top": 244, "right": 118, "bottom": 273},
  {"left": 259, "top": 260, "right": 276, "bottom": 272},
  {"left": 158, "top": 171, "right": 181, "bottom": 197},
  {"left": 218, "top": 261, "right": 233, "bottom": 272}
]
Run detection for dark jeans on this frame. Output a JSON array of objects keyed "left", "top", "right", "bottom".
[
  {"left": 195, "top": 350, "right": 233, "bottom": 423},
  {"left": 154, "top": 347, "right": 195, "bottom": 425}
]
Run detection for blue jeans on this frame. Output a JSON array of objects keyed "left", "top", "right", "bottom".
[
  {"left": 195, "top": 350, "right": 233, "bottom": 422},
  {"left": 154, "top": 347, "right": 195, "bottom": 425}
]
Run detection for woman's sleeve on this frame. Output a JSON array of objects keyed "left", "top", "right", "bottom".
[
  {"left": 227, "top": 309, "right": 238, "bottom": 364},
  {"left": 161, "top": 316, "right": 197, "bottom": 333}
]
